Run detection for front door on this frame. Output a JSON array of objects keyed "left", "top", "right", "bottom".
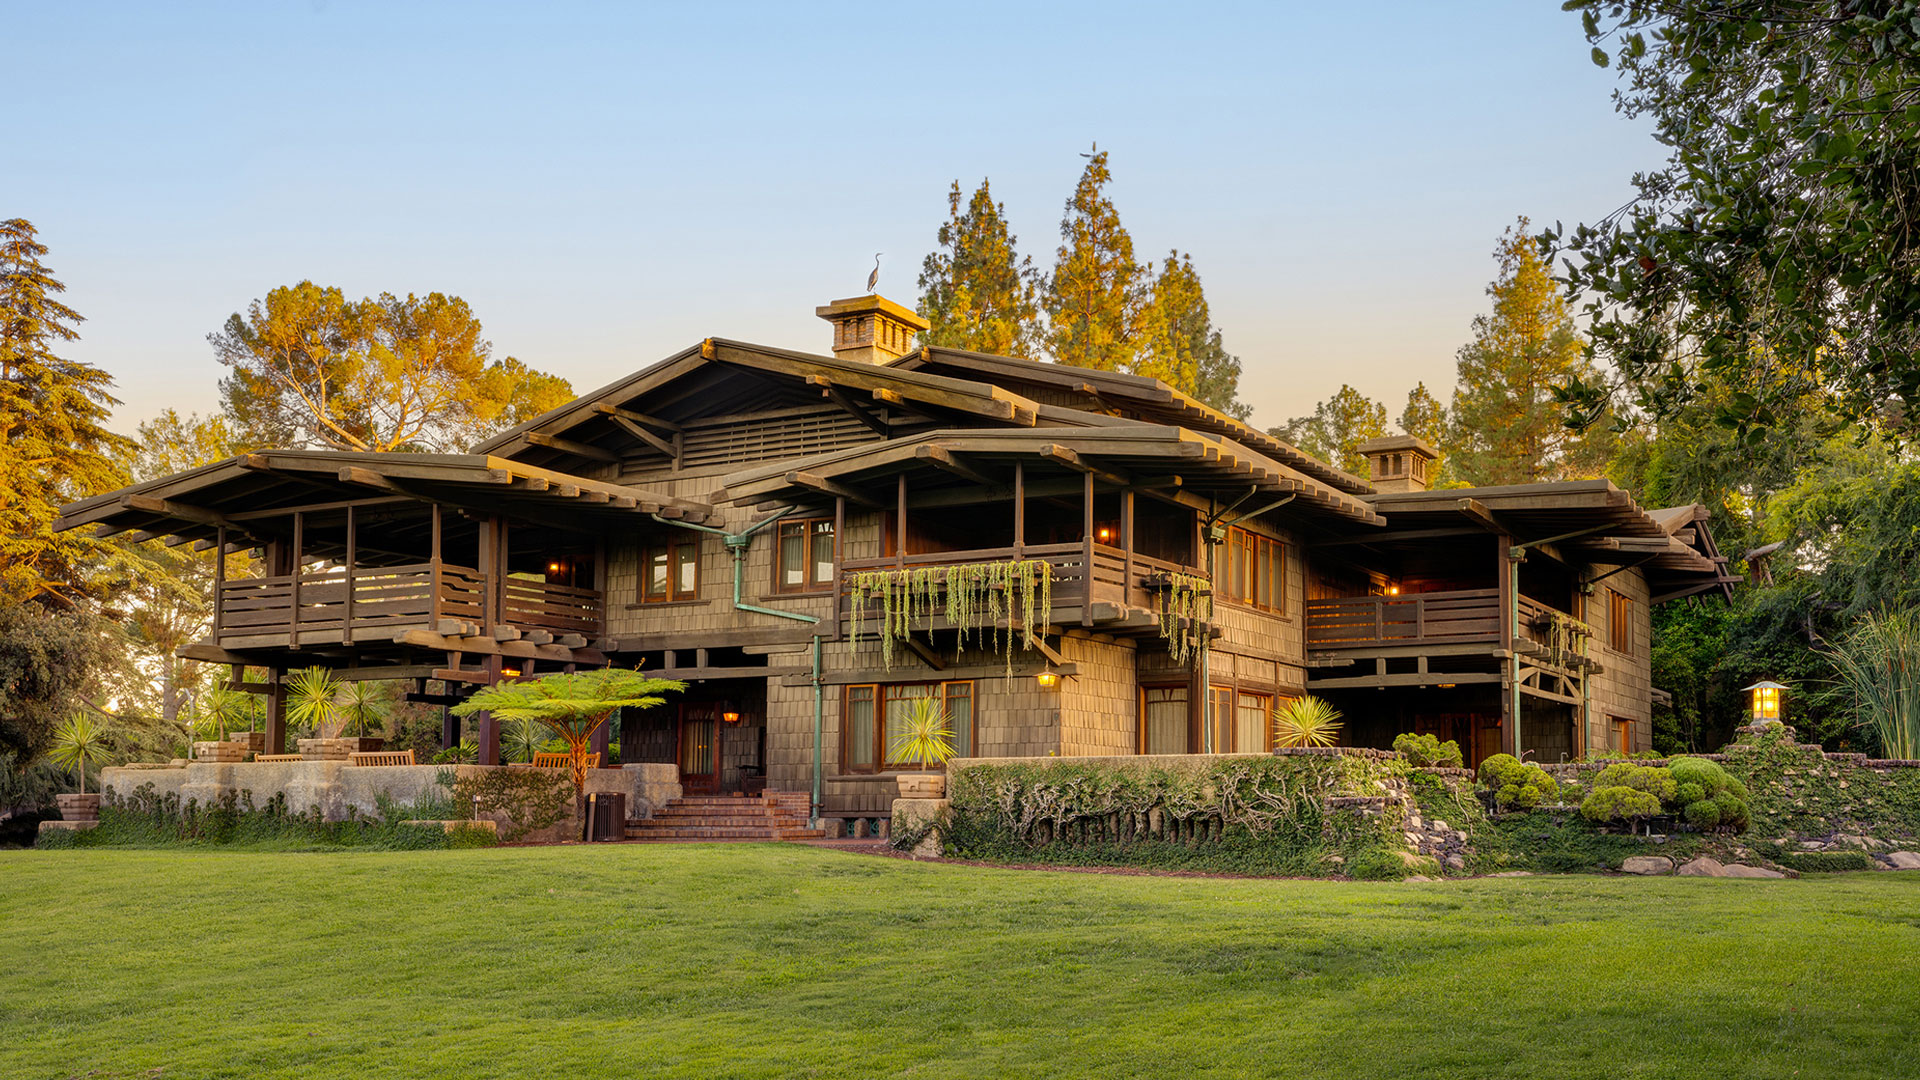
[{"left": 677, "top": 703, "right": 719, "bottom": 794}]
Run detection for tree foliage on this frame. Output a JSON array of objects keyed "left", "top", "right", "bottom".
[
  {"left": 1450, "top": 218, "right": 1611, "bottom": 486},
  {"left": 1272, "top": 384, "right": 1388, "bottom": 476},
  {"left": 1045, "top": 148, "right": 1149, "bottom": 374},
  {"left": 1140, "top": 251, "right": 1252, "bottom": 420},
  {"left": 1553, "top": 1, "right": 1920, "bottom": 440},
  {"left": 917, "top": 179, "right": 1043, "bottom": 359},
  {"left": 0, "top": 218, "right": 133, "bottom": 603},
  {"left": 453, "top": 669, "right": 685, "bottom": 797},
  {"left": 1399, "top": 381, "right": 1453, "bottom": 484},
  {"left": 211, "top": 282, "right": 574, "bottom": 453},
  {"left": 0, "top": 602, "right": 103, "bottom": 766}
]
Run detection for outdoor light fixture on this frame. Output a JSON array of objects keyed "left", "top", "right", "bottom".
[
  {"left": 547, "top": 560, "right": 562, "bottom": 575},
  {"left": 1096, "top": 526, "right": 1115, "bottom": 544},
  {"left": 1743, "top": 680, "right": 1786, "bottom": 723},
  {"left": 1036, "top": 669, "right": 1060, "bottom": 689},
  {"left": 1386, "top": 585, "right": 1401, "bottom": 596},
  {"left": 501, "top": 667, "right": 522, "bottom": 678},
  {"left": 722, "top": 709, "right": 742, "bottom": 724}
]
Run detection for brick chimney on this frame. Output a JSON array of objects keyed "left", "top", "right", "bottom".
[
  {"left": 816, "top": 294, "right": 929, "bottom": 365},
  {"left": 1357, "top": 434, "right": 1438, "bottom": 493}
]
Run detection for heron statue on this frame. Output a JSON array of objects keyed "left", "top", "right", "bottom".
[{"left": 867, "top": 253, "right": 882, "bottom": 293}]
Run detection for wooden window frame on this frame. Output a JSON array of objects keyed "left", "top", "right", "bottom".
[
  {"left": 1611, "top": 715, "right": 1634, "bottom": 753},
  {"left": 1608, "top": 587, "right": 1634, "bottom": 656},
  {"left": 773, "top": 517, "right": 836, "bottom": 595},
  {"left": 640, "top": 537, "right": 700, "bottom": 604},
  {"left": 840, "top": 680, "right": 976, "bottom": 773},
  {"left": 1231, "top": 690, "right": 1274, "bottom": 754},
  {"left": 1138, "top": 682, "right": 1193, "bottom": 755},
  {"left": 1219, "top": 525, "right": 1287, "bottom": 615}
]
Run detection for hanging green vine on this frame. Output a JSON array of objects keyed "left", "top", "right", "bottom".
[
  {"left": 1155, "top": 573, "right": 1212, "bottom": 666},
  {"left": 848, "top": 559, "right": 1053, "bottom": 671},
  {"left": 1540, "top": 609, "right": 1594, "bottom": 670}
]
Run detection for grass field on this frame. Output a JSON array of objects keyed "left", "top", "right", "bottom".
[{"left": 4, "top": 845, "right": 1918, "bottom": 1079}]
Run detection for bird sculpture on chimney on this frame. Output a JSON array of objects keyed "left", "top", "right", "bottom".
[{"left": 867, "top": 253, "right": 882, "bottom": 293}]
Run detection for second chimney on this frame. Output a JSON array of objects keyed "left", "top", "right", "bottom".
[
  {"left": 1357, "top": 435, "right": 1438, "bottom": 493},
  {"left": 816, "top": 294, "right": 929, "bottom": 364}
]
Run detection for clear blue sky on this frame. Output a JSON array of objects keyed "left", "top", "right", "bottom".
[{"left": 11, "top": 0, "right": 1660, "bottom": 433}]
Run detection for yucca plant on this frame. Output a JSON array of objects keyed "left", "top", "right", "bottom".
[
  {"left": 1271, "top": 696, "right": 1344, "bottom": 749},
  {"left": 505, "top": 717, "right": 548, "bottom": 763},
  {"left": 334, "top": 679, "right": 391, "bottom": 739},
  {"left": 1829, "top": 608, "right": 1920, "bottom": 760},
  {"left": 47, "top": 713, "right": 113, "bottom": 795},
  {"left": 284, "top": 666, "right": 344, "bottom": 738},
  {"left": 888, "top": 696, "right": 956, "bottom": 771}
]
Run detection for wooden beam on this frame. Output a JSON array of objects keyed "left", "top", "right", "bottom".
[
  {"left": 915, "top": 444, "right": 1003, "bottom": 490},
  {"left": 1040, "top": 444, "right": 1130, "bottom": 487},
  {"left": 606, "top": 413, "right": 679, "bottom": 457},
  {"left": 337, "top": 466, "right": 402, "bottom": 493},
  {"left": 808, "top": 376, "right": 889, "bottom": 437},
  {"left": 1305, "top": 671, "right": 1504, "bottom": 690},
  {"left": 120, "top": 493, "right": 244, "bottom": 531},
  {"left": 591, "top": 400, "right": 683, "bottom": 433},
  {"left": 523, "top": 431, "right": 619, "bottom": 463},
  {"left": 902, "top": 638, "right": 947, "bottom": 671},
  {"left": 786, "top": 470, "right": 884, "bottom": 509}
]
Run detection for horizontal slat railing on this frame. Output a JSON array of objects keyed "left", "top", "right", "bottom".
[
  {"left": 1305, "top": 588, "right": 1502, "bottom": 649},
  {"left": 502, "top": 577, "right": 604, "bottom": 637},
  {"left": 216, "top": 563, "right": 508, "bottom": 643},
  {"left": 839, "top": 544, "right": 1205, "bottom": 623}
]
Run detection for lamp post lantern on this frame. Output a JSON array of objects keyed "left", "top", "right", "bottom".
[{"left": 1742, "top": 680, "right": 1787, "bottom": 724}]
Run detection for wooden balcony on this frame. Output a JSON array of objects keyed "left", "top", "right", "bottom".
[
  {"left": 1306, "top": 590, "right": 1594, "bottom": 662},
  {"left": 215, "top": 563, "right": 604, "bottom": 650},
  {"left": 839, "top": 542, "right": 1199, "bottom": 628}
]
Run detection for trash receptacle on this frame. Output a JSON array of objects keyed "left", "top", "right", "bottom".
[{"left": 587, "top": 791, "right": 626, "bottom": 842}]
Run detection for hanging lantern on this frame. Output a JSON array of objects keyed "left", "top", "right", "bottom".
[
  {"left": 1036, "top": 669, "right": 1060, "bottom": 690},
  {"left": 720, "top": 701, "right": 742, "bottom": 724},
  {"left": 1742, "top": 681, "right": 1786, "bottom": 723}
]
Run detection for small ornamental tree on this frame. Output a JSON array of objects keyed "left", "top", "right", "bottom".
[
  {"left": 452, "top": 669, "right": 685, "bottom": 805},
  {"left": 888, "top": 696, "right": 956, "bottom": 772},
  {"left": 46, "top": 713, "right": 112, "bottom": 795},
  {"left": 1392, "top": 732, "right": 1464, "bottom": 769},
  {"left": 1580, "top": 786, "right": 1664, "bottom": 834},
  {"left": 1477, "top": 753, "right": 1559, "bottom": 811},
  {"left": 1667, "top": 756, "right": 1750, "bottom": 832}
]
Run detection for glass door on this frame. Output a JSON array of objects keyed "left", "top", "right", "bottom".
[{"left": 678, "top": 703, "right": 718, "bottom": 793}]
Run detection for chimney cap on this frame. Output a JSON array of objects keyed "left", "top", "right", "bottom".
[
  {"left": 815, "top": 294, "right": 930, "bottom": 332},
  {"left": 1356, "top": 434, "right": 1437, "bottom": 458}
]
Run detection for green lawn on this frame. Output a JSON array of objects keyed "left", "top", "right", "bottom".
[{"left": 3, "top": 846, "right": 1918, "bottom": 1079}]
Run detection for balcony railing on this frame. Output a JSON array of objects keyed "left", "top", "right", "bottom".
[
  {"left": 216, "top": 563, "right": 602, "bottom": 647},
  {"left": 1306, "top": 589, "right": 1592, "bottom": 655},
  {"left": 840, "top": 542, "right": 1199, "bottom": 621}
]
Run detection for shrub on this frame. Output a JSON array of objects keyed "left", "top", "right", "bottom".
[
  {"left": 439, "top": 767, "right": 573, "bottom": 842},
  {"left": 1580, "top": 785, "right": 1663, "bottom": 830},
  {"left": 1345, "top": 847, "right": 1423, "bottom": 881},
  {"left": 1271, "top": 696, "right": 1343, "bottom": 748},
  {"left": 1774, "top": 849, "right": 1876, "bottom": 873},
  {"left": 1392, "top": 732, "right": 1464, "bottom": 768},
  {"left": 1591, "top": 762, "right": 1678, "bottom": 803},
  {"left": 1667, "top": 756, "right": 1749, "bottom": 832},
  {"left": 1683, "top": 798, "right": 1722, "bottom": 828},
  {"left": 1478, "top": 754, "right": 1558, "bottom": 811}
]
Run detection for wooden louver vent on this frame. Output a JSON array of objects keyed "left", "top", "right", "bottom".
[{"left": 678, "top": 406, "right": 883, "bottom": 469}]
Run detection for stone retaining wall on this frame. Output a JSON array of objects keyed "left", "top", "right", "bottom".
[{"left": 98, "top": 762, "right": 681, "bottom": 845}]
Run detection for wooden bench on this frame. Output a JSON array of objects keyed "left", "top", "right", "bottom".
[
  {"left": 531, "top": 752, "right": 598, "bottom": 769},
  {"left": 348, "top": 750, "right": 416, "bottom": 767},
  {"left": 254, "top": 753, "right": 305, "bottom": 763}
]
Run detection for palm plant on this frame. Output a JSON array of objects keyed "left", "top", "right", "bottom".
[
  {"left": 504, "top": 717, "right": 548, "bottom": 763},
  {"left": 888, "top": 696, "right": 956, "bottom": 771},
  {"left": 199, "top": 684, "right": 258, "bottom": 735},
  {"left": 452, "top": 669, "right": 685, "bottom": 802},
  {"left": 1829, "top": 608, "right": 1920, "bottom": 759},
  {"left": 284, "top": 667, "right": 344, "bottom": 738},
  {"left": 47, "top": 713, "right": 113, "bottom": 795},
  {"left": 334, "top": 679, "right": 392, "bottom": 739},
  {"left": 1271, "top": 696, "right": 1344, "bottom": 749}
]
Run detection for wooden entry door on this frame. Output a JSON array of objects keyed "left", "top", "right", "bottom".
[{"left": 678, "top": 703, "right": 719, "bottom": 794}]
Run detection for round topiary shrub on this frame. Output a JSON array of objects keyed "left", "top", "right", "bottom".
[
  {"left": 1580, "top": 785, "right": 1663, "bottom": 830},
  {"left": 1683, "top": 798, "right": 1722, "bottom": 828},
  {"left": 1393, "top": 732, "right": 1464, "bottom": 769},
  {"left": 1667, "top": 756, "right": 1750, "bottom": 832},
  {"left": 1591, "top": 762, "right": 1678, "bottom": 803},
  {"left": 1478, "top": 753, "right": 1559, "bottom": 811}
]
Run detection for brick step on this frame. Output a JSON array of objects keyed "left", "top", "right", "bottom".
[
  {"left": 632, "top": 816, "right": 800, "bottom": 829},
  {"left": 623, "top": 826, "right": 827, "bottom": 841}
]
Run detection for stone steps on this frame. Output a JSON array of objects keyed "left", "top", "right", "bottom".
[{"left": 624, "top": 792, "right": 822, "bottom": 842}]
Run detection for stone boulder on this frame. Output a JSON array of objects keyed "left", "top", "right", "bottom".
[
  {"left": 1877, "top": 851, "right": 1920, "bottom": 870},
  {"left": 1676, "top": 856, "right": 1724, "bottom": 877},
  {"left": 1720, "top": 864, "right": 1788, "bottom": 879},
  {"left": 1621, "top": 855, "right": 1674, "bottom": 876}
]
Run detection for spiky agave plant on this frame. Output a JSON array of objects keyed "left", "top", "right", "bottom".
[
  {"left": 887, "top": 695, "right": 956, "bottom": 771},
  {"left": 334, "top": 679, "right": 392, "bottom": 739},
  {"left": 453, "top": 669, "right": 686, "bottom": 801},
  {"left": 1271, "top": 696, "right": 1344, "bottom": 749},
  {"left": 284, "top": 667, "right": 344, "bottom": 739}
]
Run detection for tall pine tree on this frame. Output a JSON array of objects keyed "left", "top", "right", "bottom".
[
  {"left": 1140, "top": 251, "right": 1251, "bottom": 420},
  {"left": 916, "top": 179, "right": 1042, "bottom": 358},
  {"left": 0, "top": 219, "right": 131, "bottom": 604},
  {"left": 1449, "top": 218, "right": 1610, "bottom": 486},
  {"left": 1399, "top": 381, "right": 1452, "bottom": 484},
  {"left": 1272, "top": 385, "right": 1388, "bottom": 476},
  {"left": 1045, "top": 147, "right": 1148, "bottom": 373}
]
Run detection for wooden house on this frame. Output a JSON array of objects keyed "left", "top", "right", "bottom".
[{"left": 57, "top": 293, "right": 1735, "bottom": 825}]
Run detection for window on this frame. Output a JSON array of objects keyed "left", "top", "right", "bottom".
[
  {"left": 841, "top": 681, "right": 974, "bottom": 772},
  {"left": 1220, "top": 526, "right": 1286, "bottom": 613},
  {"left": 1141, "top": 685, "right": 1189, "bottom": 755},
  {"left": 1234, "top": 691, "right": 1275, "bottom": 754},
  {"left": 641, "top": 538, "right": 700, "bottom": 603},
  {"left": 775, "top": 517, "right": 835, "bottom": 593},
  {"left": 1612, "top": 716, "right": 1633, "bottom": 753},
  {"left": 1210, "top": 686, "right": 1233, "bottom": 754},
  {"left": 1608, "top": 588, "right": 1634, "bottom": 655}
]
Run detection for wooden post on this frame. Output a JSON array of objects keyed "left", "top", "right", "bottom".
[
  {"left": 592, "top": 538, "right": 608, "bottom": 638},
  {"left": 440, "top": 706, "right": 458, "bottom": 752},
  {"left": 895, "top": 473, "right": 907, "bottom": 570},
  {"left": 265, "top": 668, "right": 287, "bottom": 756},
  {"left": 477, "top": 515, "right": 497, "bottom": 633},
  {"left": 1012, "top": 461, "right": 1025, "bottom": 557},
  {"left": 213, "top": 525, "right": 227, "bottom": 640},
  {"left": 591, "top": 718, "right": 611, "bottom": 767},
  {"left": 832, "top": 495, "right": 846, "bottom": 642},
  {"left": 1081, "top": 470, "right": 1095, "bottom": 627},
  {"left": 1497, "top": 533, "right": 1518, "bottom": 757},
  {"left": 476, "top": 655, "right": 503, "bottom": 766},
  {"left": 497, "top": 518, "right": 511, "bottom": 629},
  {"left": 429, "top": 503, "right": 443, "bottom": 625},
  {"left": 289, "top": 512, "right": 304, "bottom": 649},
  {"left": 342, "top": 505, "right": 356, "bottom": 646},
  {"left": 1120, "top": 489, "right": 1135, "bottom": 608}
]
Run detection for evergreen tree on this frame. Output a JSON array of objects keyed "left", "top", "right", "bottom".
[
  {"left": 1399, "top": 381, "right": 1451, "bottom": 484},
  {"left": 1272, "top": 384, "right": 1388, "bottom": 476},
  {"left": 1449, "top": 218, "right": 1610, "bottom": 486},
  {"left": 1045, "top": 147, "right": 1148, "bottom": 372},
  {"left": 916, "top": 179, "right": 1042, "bottom": 358},
  {"left": 1140, "top": 251, "right": 1252, "bottom": 420},
  {"left": 0, "top": 218, "right": 132, "bottom": 604}
]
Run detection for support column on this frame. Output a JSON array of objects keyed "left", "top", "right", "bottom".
[
  {"left": 264, "top": 669, "right": 287, "bottom": 756},
  {"left": 475, "top": 655, "right": 503, "bottom": 765},
  {"left": 440, "top": 706, "right": 458, "bottom": 752},
  {"left": 591, "top": 716, "right": 612, "bottom": 766}
]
